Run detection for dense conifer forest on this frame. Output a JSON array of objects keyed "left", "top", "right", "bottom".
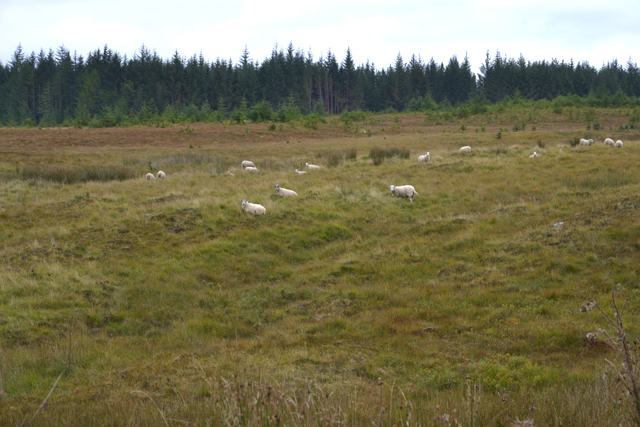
[{"left": 1, "top": 42, "right": 639, "bottom": 127}]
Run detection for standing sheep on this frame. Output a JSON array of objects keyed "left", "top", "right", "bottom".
[
  {"left": 244, "top": 166, "right": 259, "bottom": 173},
  {"left": 389, "top": 185, "right": 418, "bottom": 203},
  {"left": 615, "top": 140, "right": 624, "bottom": 148},
  {"left": 157, "top": 171, "right": 166, "bottom": 179},
  {"left": 604, "top": 138, "right": 615, "bottom": 146},
  {"left": 145, "top": 173, "right": 156, "bottom": 180},
  {"left": 418, "top": 152, "right": 431, "bottom": 163},
  {"left": 459, "top": 146, "right": 471, "bottom": 154},
  {"left": 579, "top": 138, "right": 593, "bottom": 146},
  {"left": 305, "top": 162, "right": 321, "bottom": 170},
  {"left": 241, "top": 199, "right": 266, "bottom": 215},
  {"left": 274, "top": 184, "right": 298, "bottom": 197},
  {"left": 295, "top": 169, "right": 307, "bottom": 175},
  {"left": 242, "top": 160, "right": 256, "bottom": 168}
]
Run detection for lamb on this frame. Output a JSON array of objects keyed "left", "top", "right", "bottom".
[
  {"left": 274, "top": 184, "right": 298, "bottom": 197},
  {"left": 295, "top": 169, "right": 307, "bottom": 175},
  {"left": 529, "top": 152, "right": 538, "bottom": 158},
  {"left": 459, "top": 146, "right": 471, "bottom": 154},
  {"left": 242, "top": 160, "right": 256, "bottom": 168},
  {"left": 145, "top": 173, "right": 156, "bottom": 180},
  {"left": 305, "top": 162, "right": 321, "bottom": 170},
  {"left": 389, "top": 185, "right": 418, "bottom": 203},
  {"left": 241, "top": 199, "right": 266, "bottom": 215},
  {"left": 615, "top": 140, "right": 624, "bottom": 148},
  {"left": 157, "top": 171, "right": 166, "bottom": 179},
  {"left": 579, "top": 138, "right": 593, "bottom": 146},
  {"left": 244, "top": 166, "right": 259, "bottom": 173},
  {"left": 604, "top": 138, "right": 615, "bottom": 146},
  {"left": 418, "top": 152, "right": 431, "bottom": 163}
]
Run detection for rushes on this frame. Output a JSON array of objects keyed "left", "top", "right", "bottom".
[
  {"left": 369, "top": 147, "right": 410, "bottom": 165},
  {"left": 18, "top": 166, "right": 138, "bottom": 183}
]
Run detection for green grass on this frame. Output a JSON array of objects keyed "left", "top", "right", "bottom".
[{"left": 1, "top": 110, "right": 640, "bottom": 425}]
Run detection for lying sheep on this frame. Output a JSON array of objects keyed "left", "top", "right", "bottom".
[
  {"left": 604, "top": 138, "right": 615, "bottom": 146},
  {"left": 227, "top": 170, "right": 235, "bottom": 176},
  {"left": 305, "top": 162, "right": 321, "bottom": 170},
  {"left": 145, "top": 173, "right": 156, "bottom": 180},
  {"left": 241, "top": 199, "right": 266, "bottom": 215},
  {"left": 579, "top": 138, "right": 593, "bottom": 146},
  {"left": 615, "top": 140, "right": 624, "bottom": 148},
  {"left": 244, "top": 166, "right": 259, "bottom": 173},
  {"left": 389, "top": 185, "right": 418, "bottom": 203},
  {"left": 295, "top": 169, "right": 307, "bottom": 175},
  {"left": 459, "top": 146, "right": 471, "bottom": 154},
  {"left": 242, "top": 160, "right": 256, "bottom": 168},
  {"left": 418, "top": 152, "right": 431, "bottom": 163},
  {"left": 274, "top": 184, "right": 298, "bottom": 197},
  {"left": 157, "top": 171, "right": 166, "bottom": 179},
  {"left": 529, "top": 152, "right": 538, "bottom": 158}
]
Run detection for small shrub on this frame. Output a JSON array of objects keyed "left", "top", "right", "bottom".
[
  {"left": 495, "top": 130, "right": 502, "bottom": 140},
  {"left": 344, "top": 148, "right": 357, "bottom": 160},
  {"left": 569, "top": 137, "right": 580, "bottom": 147},
  {"left": 593, "top": 123, "right": 601, "bottom": 130},
  {"left": 268, "top": 123, "right": 276, "bottom": 131},
  {"left": 325, "top": 151, "right": 344, "bottom": 168}
]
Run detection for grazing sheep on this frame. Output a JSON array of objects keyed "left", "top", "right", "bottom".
[
  {"left": 157, "top": 171, "right": 166, "bottom": 179},
  {"left": 244, "top": 166, "right": 259, "bottom": 173},
  {"left": 305, "top": 162, "right": 321, "bottom": 170},
  {"left": 389, "top": 185, "right": 418, "bottom": 203},
  {"left": 145, "top": 173, "right": 156, "bottom": 181},
  {"left": 242, "top": 160, "right": 256, "bottom": 168},
  {"left": 459, "top": 146, "right": 471, "bottom": 154},
  {"left": 615, "top": 140, "right": 624, "bottom": 148},
  {"left": 529, "top": 152, "right": 538, "bottom": 158},
  {"left": 604, "top": 138, "right": 615, "bottom": 146},
  {"left": 295, "top": 169, "right": 307, "bottom": 175},
  {"left": 418, "top": 152, "right": 431, "bottom": 163},
  {"left": 241, "top": 199, "right": 266, "bottom": 215},
  {"left": 579, "top": 138, "right": 593, "bottom": 146},
  {"left": 274, "top": 184, "right": 298, "bottom": 197}
]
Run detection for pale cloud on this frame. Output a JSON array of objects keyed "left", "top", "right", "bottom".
[{"left": 1, "top": 0, "right": 638, "bottom": 73}]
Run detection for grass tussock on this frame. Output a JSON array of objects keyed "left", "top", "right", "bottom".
[
  {"left": 18, "top": 165, "right": 139, "bottom": 183},
  {"left": 369, "top": 146, "right": 410, "bottom": 165}
]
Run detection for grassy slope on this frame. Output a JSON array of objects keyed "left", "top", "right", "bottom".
[{"left": 1, "top": 108, "right": 640, "bottom": 425}]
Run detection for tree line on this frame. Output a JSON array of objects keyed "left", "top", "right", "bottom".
[{"left": 1, "top": 43, "right": 639, "bottom": 127}]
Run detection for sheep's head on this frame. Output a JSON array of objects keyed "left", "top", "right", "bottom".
[
  {"left": 295, "top": 169, "right": 299, "bottom": 173},
  {"left": 305, "top": 162, "right": 310, "bottom": 166},
  {"left": 274, "top": 184, "right": 281, "bottom": 191},
  {"left": 241, "top": 199, "right": 247, "bottom": 209},
  {"left": 389, "top": 185, "right": 395, "bottom": 194}
]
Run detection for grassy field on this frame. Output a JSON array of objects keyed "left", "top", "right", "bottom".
[{"left": 1, "top": 107, "right": 640, "bottom": 426}]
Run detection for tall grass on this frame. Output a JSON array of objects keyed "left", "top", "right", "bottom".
[
  {"left": 369, "top": 147, "right": 410, "bottom": 165},
  {"left": 17, "top": 165, "right": 139, "bottom": 183}
]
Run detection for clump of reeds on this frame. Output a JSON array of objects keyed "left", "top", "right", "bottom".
[
  {"left": 19, "top": 166, "right": 138, "bottom": 183},
  {"left": 369, "top": 147, "right": 410, "bottom": 166}
]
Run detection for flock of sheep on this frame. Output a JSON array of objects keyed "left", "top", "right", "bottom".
[
  {"left": 144, "top": 137, "right": 626, "bottom": 215},
  {"left": 580, "top": 137, "right": 624, "bottom": 147}
]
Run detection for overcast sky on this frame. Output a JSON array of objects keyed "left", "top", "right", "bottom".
[{"left": 1, "top": 0, "right": 639, "bottom": 73}]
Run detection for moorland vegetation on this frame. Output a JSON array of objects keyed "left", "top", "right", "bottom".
[{"left": 0, "top": 104, "right": 640, "bottom": 426}]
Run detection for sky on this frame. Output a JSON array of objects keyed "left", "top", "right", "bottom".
[{"left": 1, "top": 0, "right": 639, "bottom": 74}]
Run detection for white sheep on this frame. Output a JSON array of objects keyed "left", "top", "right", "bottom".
[
  {"left": 295, "top": 169, "right": 307, "bottom": 175},
  {"left": 145, "top": 173, "right": 156, "bottom": 181},
  {"left": 305, "top": 162, "right": 321, "bottom": 170},
  {"left": 157, "top": 171, "right": 166, "bottom": 179},
  {"left": 242, "top": 160, "right": 256, "bottom": 168},
  {"left": 244, "top": 166, "right": 259, "bottom": 173},
  {"left": 418, "top": 152, "right": 431, "bottom": 163},
  {"left": 615, "top": 140, "right": 624, "bottom": 148},
  {"left": 529, "top": 152, "right": 538, "bottom": 158},
  {"left": 274, "top": 184, "right": 298, "bottom": 197},
  {"left": 579, "top": 138, "right": 593, "bottom": 146},
  {"left": 459, "top": 146, "right": 471, "bottom": 154},
  {"left": 389, "top": 185, "right": 418, "bottom": 203},
  {"left": 604, "top": 138, "right": 615, "bottom": 146},
  {"left": 241, "top": 199, "right": 266, "bottom": 215},
  {"left": 227, "top": 170, "right": 235, "bottom": 176}
]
